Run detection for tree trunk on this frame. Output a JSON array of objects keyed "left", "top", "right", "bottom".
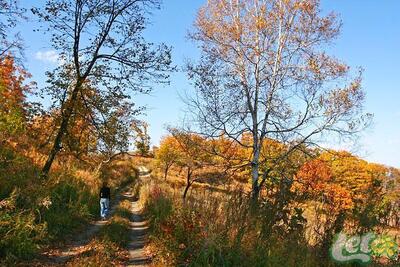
[
  {"left": 41, "top": 83, "right": 81, "bottom": 177},
  {"left": 164, "top": 164, "right": 170, "bottom": 180},
  {"left": 183, "top": 167, "right": 192, "bottom": 200},
  {"left": 251, "top": 147, "right": 261, "bottom": 200}
]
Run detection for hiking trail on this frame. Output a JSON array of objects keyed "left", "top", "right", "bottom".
[
  {"left": 38, "top": 166, "right": 151, "bottom": 266},
  {"left": 126, "top": 166, "right": 152, "bottom": 266}
]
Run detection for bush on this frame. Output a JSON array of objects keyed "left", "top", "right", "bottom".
[
  {"left": 0, "top": 190, "right": 46, "bottom": 262},
  {"left": 42, "top": 178, "right": 99, "bottom": 240},
  {"left": 0, "top": 146, "right": 40, "bottom": 200}
]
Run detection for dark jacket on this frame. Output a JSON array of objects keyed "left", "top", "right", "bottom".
[{"left": 99, "top": 187, "right": 111, "bottom": 199}]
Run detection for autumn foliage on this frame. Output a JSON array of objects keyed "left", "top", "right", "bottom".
[
  {"left": 1, "top": 1, "right": 400, "bottom": 266},
  {"left": 151, "top": 134, "right": 400, "bottom": 265},
  {"left": 0, "top": 56, "right": 30, "bottom": 136}
]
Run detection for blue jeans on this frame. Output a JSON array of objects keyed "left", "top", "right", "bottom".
[{"left": 100, "top": 198, "right": 110, "bottom": 218}]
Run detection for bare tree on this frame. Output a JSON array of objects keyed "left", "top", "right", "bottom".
[
  {"left": 0, "top": 0, "right": 25, "bottom": 57},
  {"left": 31, "top": 0, "right": 174, "bottom": 176},
  {"left": 186, "top": 0, "right": 371, "bottom": 198}
]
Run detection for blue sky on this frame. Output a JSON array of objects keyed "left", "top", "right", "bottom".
[{"left": 17, "top": 1, "right": 399, "bottom": 168}]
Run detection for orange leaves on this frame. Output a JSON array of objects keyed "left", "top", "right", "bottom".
[
  {"left": 196, "top": 1, "right": 244, "bottom": 45},
  {"left": 0, "top": 55, "right": 32, "bottom": 135},
  {"left": 159, "top": 130, "right": 212, "bottom": 177},
  {"left": 323, "top": 183, "right": 353, "bottom": 212},
  {"left": 193, "top": 0, "right": 344, "bottom": 86},
  {"left": 307, "top": 57, "right": 320, "bottom": 75},
  {"left": 293, "top": 158, "right": 345, "bottom": 210},
  {"left": 295, "top": 151, "right": 388, "bottom": 214},
  {"left": 322, "top": 73, "right": 364, "bottom": 118},
  {"left": 295, "top": 159, "right": 331, "bottom": 191},
  {"left": 307, "top": 53, "right": 350, "bottom": 81},
  {"left": 320, "top": 151, "right": 381, "bottom": 195},
  {"left": 0, "top": 56, "right": 28, "bottom": 110}
]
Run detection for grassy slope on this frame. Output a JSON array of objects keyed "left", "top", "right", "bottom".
[
  {"left": 142, "top": 158, "right": 400, "bottom": 267},
  {"left": 0, "top": 145, "right": 139, "bottom": 265}
]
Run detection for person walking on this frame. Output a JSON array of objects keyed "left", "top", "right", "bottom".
[{"left": 99, "top": 181, "right": 111, "bottom": 220}]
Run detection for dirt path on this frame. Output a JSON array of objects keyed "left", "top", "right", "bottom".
[
  {"left": 38, "top": 166, "right": 152, "bottom": 266},
  {"left": 126, "top": 166, "right": 152, "bottom": 266},
  {"left": 40, "top": 185, "right": 128, "bottom": 265}
]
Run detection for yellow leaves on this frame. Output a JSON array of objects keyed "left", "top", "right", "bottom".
[
  {"left": 156, "top": 136, "right": 183, "bottom": 168},
  {"left": 255, "top": 16, "right": 267, "bottom": 30},
  {"left": 307, "top": 53, "right": 350, "bottom": 81},
  {"left": 308, "top": 57, "right": 320, "bottom": 75}
]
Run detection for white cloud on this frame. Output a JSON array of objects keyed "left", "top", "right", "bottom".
[{"left": 34, "top": 50, "right": 59, "bottom": 64}]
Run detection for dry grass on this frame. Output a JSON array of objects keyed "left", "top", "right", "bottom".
[
  {"left": 0, "top": 144, "right": 139, "bottom": 265},
  {"left": 141, "top": 161, "right": 400, "bottom": 267},
  {"left": 64, "top": 190, "right": 135, "bottom": 266}
]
